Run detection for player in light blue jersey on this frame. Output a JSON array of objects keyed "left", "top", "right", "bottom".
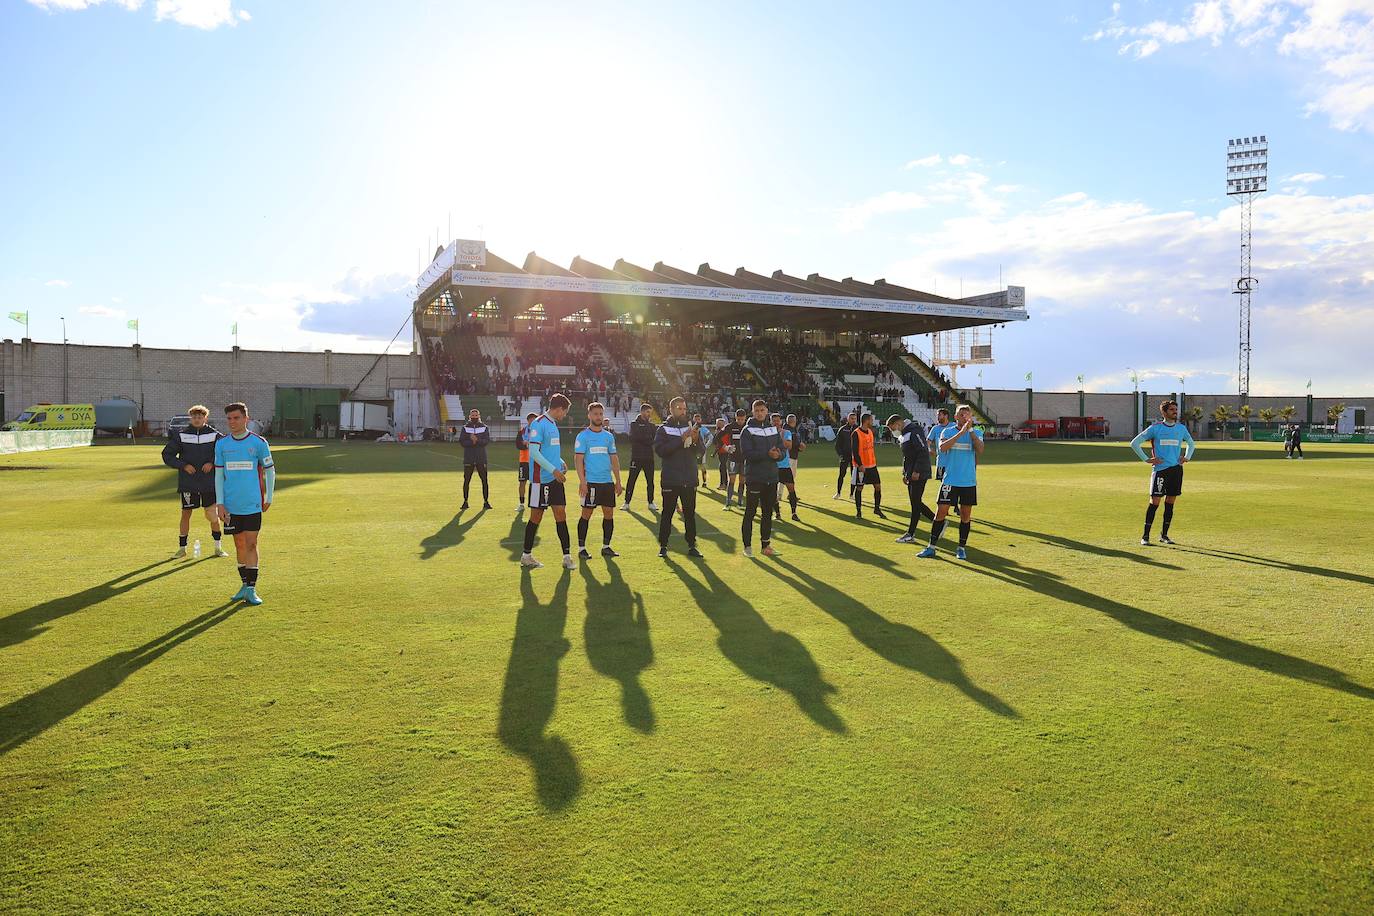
[
  {"left": 918, "top": 405, "right": 983, "bottom": 561},
  {"left": 926, "top": 407, "right": 956, "bottom": 481},
  {"left": 773, "top": 413, "right": 800, "bottom": 521},
  {"left": 213, "top": 402, "right": 276, "bottom": 605},
  {"left": 1130, "top": 399, "right": 1197, "bottom": 546},
  {"left": 520, "top": 394, "right": 574, "bottom": 570},
  {"left": 573, "top": 401, "right": 623, "bottom": 560}
]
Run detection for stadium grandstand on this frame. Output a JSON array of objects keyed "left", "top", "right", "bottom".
[{"left": 412, "top": 241, "right": 1028, "bottom": 435}]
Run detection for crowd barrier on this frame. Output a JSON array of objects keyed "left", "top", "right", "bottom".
[{"left": 0, "top": 428, "right": 95, "bottom": 454}]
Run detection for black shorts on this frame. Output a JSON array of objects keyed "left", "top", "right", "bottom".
[
  {"left": 518, "top": 463, "right": 530, "bottom": 482},
  {"left": 581, "top": 481, "right": 616, "bottom": 508},
  {"left": 464, "top": 462, "right": 487, "bottom": 472},
  {"left": 1149, "top": 465, "right": 1184, "bottom": 498},
  {"left": 777, "top": 468, "right": 795, "bottom": 485},
  {"left": 629, "top": 458, "right": 653, "bottom": 472},
  {"left": 935, "top": 466, "right": 947, "bottom": 481},
  {"left": 728, "top": 457, "right": 742, "bottom": 476},
  {"left": 529, "top": 480, "right": 566, "bottom": 509},
  {"left": 179, "top": 490, "right": 215, "bottom": 509},
  {"left": 223, "top": 511, "right": 263, "bottom": 534},
  {"left": 937, "top": 483, "right": 977, "bottom": 507},
  {"left": 853, "top": 466, "right": 880, "bottom": 486}
]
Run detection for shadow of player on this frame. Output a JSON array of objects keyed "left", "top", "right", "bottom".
[
  {"left": 664, "top": 556, "right": 846, "bottom": 734},
  {"left": 497, "top": 571, "right": 581, "bottom": 811},
  {"left": 580, "top": 560, "right": 655, "bottom": 733}
]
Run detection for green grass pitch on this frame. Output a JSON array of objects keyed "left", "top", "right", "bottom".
[{"left": 2, "top": 440, "right": 1372, "bottom": 912}]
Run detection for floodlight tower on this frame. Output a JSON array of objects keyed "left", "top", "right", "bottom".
[{"left": 1226, "top": 135, "right": 1267, "bottom": 401}]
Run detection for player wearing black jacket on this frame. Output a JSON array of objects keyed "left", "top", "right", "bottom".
[
  {"left": 460, "top": 408, "right": 492, "bottom": 510},
  {"left": 740, "top": 400, "right": 783, "bottom": 557},
  {"left": 160, "top": 404, "right": 227, "bottom": 557},
  {"left": 622, "top": 403, "right": 658, "bottom": 510},
  {"left": 833, "top": 412, "right": 858, "bottom": 499},
  {"left": 724, "top": 408, "right": 747, "bottom": 508},
  {"left": 654, "top": 397, "right": 705, "bottom": 558},
  {"left": 887, "top": 414, "right": 937, "bottom": 542}
]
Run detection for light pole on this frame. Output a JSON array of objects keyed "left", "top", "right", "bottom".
[
  {"left": 1227, "top": 135, "right": 1267, "bottom": 402},
  {"left": 1129, "top": 367, "right": 1140, "bottom": 429}
]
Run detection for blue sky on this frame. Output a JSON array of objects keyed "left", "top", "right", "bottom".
[{"left": 3, "top": 0, "right": 1372, "bottom": 395}]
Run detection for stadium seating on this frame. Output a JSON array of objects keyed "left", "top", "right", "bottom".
[{"left": 421, "top": 325, "right": 973, "bottom": 432}]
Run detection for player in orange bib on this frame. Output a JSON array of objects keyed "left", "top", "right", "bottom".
[{"left": 850, "top": 413, "right": 886, "bottom": 519}]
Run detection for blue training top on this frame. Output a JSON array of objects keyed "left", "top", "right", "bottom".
[
  {"left": 574, "top": 426, "right": 617, "bottom": 484},
  {"left": 937, "top": 425, "right": 982, "bottom": 488},
  {"left": 928, "top": 421, "right": 957, "bottom": 468},
  {"left": 1130, "top": 421, "right": 1196, "bottom": 470},
  {"left": 525, "top": 413, "right": 567, "bottom": 485},
  {"left": 776, "top": 428, "right": 792, "bottom": 469},
  {"left": 214, "top": 432, "right": 274, "bottom": 514}
]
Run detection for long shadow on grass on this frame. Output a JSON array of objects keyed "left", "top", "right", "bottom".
[
  {"left": 960, "top": 550, "right": 1374, "bottom": 701},
  {"left": 758, "top": 558, "right": 1019, "bottom": 718},
  {"left": 984, "top": 441, "right": 1374, "bottom": 464},
  {"left": 663, "top": 556, "right": 846, "bottom": 734},
  {"left": 0, "top": 602, "right": 243, "bottom": 756},
  {"left": 1168, "top": 545, "right": 1374, "bottom": 588},
  {"left": 622, "top": 505, "right": 738, "bottom": 555},
  {"left": 0, "top": 559, "right": 199, "bottom": 651},
  {"left": 580, "top": 560, "right": 654, "bottom": 733},
  {"left": 497, "top": 572, "right": 581, "bottom": 811},
  {"left": 419, "top": 507, "right": 487, "bottom": 560},
  {"left": 979, "top": 521, "right": 1182, "bottom": 571}
]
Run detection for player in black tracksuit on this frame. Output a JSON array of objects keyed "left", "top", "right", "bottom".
[
  {"left": 740, "top": 400, "right": 783, "bottom": 556},
  {"left": 460, "top": 408, "right": 491, "bottom": 509},
  {"left": 623, "top": 404, "right": 658, "bottom": 508},
  {"left": 654, "top": 397, "right": 704, "bottom": 558},
  {"left": 834, "top": 413, "right": 858, "bottom": 498},
  {"left": 886, "top": 414, "right": 937, "bottom": 541},
  {"left": 161, "top": 405, "right": 226, "bottom": 557}
]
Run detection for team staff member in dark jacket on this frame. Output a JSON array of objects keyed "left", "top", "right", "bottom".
[
  {"left": 887, "top": 414, "right": 937, "bottom": 543},
  {"left": 460, "top": 408, "right": 492, "bottom": 510},
  {"left": 161, "top": 404, "right": 228, "bottom": 558},
  {"left": 740, "top": 399, "right": 784, "bottom": 558},
  {"left": 654, "top": 397, "right": 705, "bottom": 558},
  {"left": 622, "top": 403, "right": 659, "bottom": 511},
  {"left": 833, "top": 411, "right": 858, "bottom": 499}
]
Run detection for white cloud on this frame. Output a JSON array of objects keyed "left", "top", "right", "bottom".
[
  {"left": 838, "top": 191, "right": 929, "bottom": 231},
  {"left": 155, "top": 0, "right": 240, "bottom": 29},
  {"left": 1089, "top": 1, "right": 1374, "bottom": 132},
  {"left": 887, "top": 186, "right": 1374, "bottom": 393},
  {"left": 904, "top": 154, "right": 942, "bottom": 169},
  {"left": 80, "top": 305, "right": 127, "bottom": 318},
  {"left": 947, "top": 153, "right": 974, "bottom": 166},
  {"left": 1284, "top": 171, "right": 1327, "bottom": 182},
  {"left": 45, "top": 279, "right": 70, "bottom": 287},
  {"left": 26, "top": 0, "right": 248, "bottom": 29}
]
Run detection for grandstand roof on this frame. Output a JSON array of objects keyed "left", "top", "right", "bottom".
[{"left": 415, "top": 248, "right": 1028, "bottom": 335}]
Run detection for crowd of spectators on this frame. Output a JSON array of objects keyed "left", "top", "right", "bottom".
[{"left": 427, "top": 325, "right": 943, "bottom": 421}]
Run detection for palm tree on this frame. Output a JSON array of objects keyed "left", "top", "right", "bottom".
[
  {"left": 1278, "top": 405, "right": 1296, "bottom": 423},
  {"left": 1237, "top": 404, "right": 1254, "bottom": 441},
  {"left": 1187, "top": 405, "right": 1204, "bottom": 436},
  {"left": 1213, "top": 404, "right": 1234, "bottom": 441},
  {"left": 1327, "top": 402, "right": 1347, "bottom": 428},
  {"left": 1258, "top": 407, "right": 1275, "bottom": 427}
]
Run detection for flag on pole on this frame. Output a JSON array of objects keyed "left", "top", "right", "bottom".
[
  {"left": 231, "top": 322, "right": 238, "bottom": 335},
  {"left": 1076, "top": 374, "right": 1084, "bottom": 385},
  {"left": 1306, "top": 379, "right": 1312, "bottom": 391},
  {"left": 127, "top": 319, "right": 139, "bottom": 330},
  {"left": 7, "top": 311, "right": 26, "bottom": 325},
  {"left": 1025, "top": 371, "right": 1032, "bottom": 383}
]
